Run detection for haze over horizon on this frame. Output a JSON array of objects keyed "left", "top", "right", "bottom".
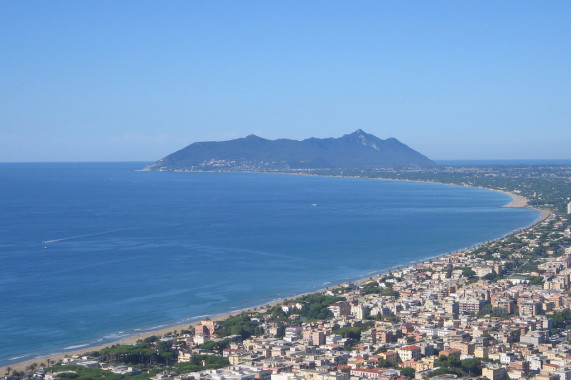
[{"left": 1, "top": 1, "right": 570, "bottom": 162}]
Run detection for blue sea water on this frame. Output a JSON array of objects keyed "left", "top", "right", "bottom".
[{"left": 0, "top": 162, "right": 540, "bottom": 366}]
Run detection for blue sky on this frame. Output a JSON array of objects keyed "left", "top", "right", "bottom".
[{"left": 1, "top": 1, "right": 570, "bottom": 161}]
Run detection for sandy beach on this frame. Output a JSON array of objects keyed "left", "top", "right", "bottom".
[
  {"left": 0, "top": 185, "right": 551, "bottom": 375},
  {"left": 501, "top": 191, "right": 529, "bottom": 208},
  {"left": 0, "top": 298, "right": 284, "bottom": 374},
  {"left": 499, "top": 189, "right": 553, "bottom": 221}
]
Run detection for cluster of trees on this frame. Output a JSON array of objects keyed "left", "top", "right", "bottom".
[
  {"left": 271, "top": 295, "right": 345, "bottom": 321},
  {"left": 361, "top": 282, "right": 398, "bottom": 297},
  {"left": 398, "top": 367, "right": 416, "bottom": 379},
  {"left": 46, "top": 353, "right": 230, "bottom": 380},
  {"left": 482, "top": 272, "right": 501, "bottom": 282},
  {"left": 424, "top": 356, "right": 482, "bottom": 378},
  {"left": 552, "top": 309, "right": 571, "bottom": 330},
  {"left": 44, "top": 337, "right": 231, "bottom": 379},
  {"left": 528, "top": 276, "right": 544, "bottom": 285},
  {"left": 478, "top": 304, "right": 511, "bottom": 318},
  {"left": 361, "top": 281, "right": 383, "bottom": 294},
  {"left": 452, "top": 267, "right": 476, "bottom": 279},
  {"left": 296, "top": 295, "right": 345, "bottom": 320},
  {"left": 173, "top": 354, "right": 229, "bottom": 374},
  {"left": 97, "top": 336, "right": 175, "bottom": 366},
  {"left": 335, "top": 326, "right": 363, "bottom": 340},
  {"left": 198, "top": 337, "right": 233, "bottom": 352},
  {"left": 216, "top": 314, "right": 265, "bottom": 339},
  {"left": 44, "top": 365, "right": 126, "bottom": 380},
  {"left": 335, "top": 321, "right": 374, "bottom": 341}
]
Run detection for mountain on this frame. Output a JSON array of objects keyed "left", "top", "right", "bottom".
[{"left": 144, "top": 130, "right": 437, "bottom": 171}]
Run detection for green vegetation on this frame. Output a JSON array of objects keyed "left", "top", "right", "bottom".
[
  {"left": 198, "top": 337, "right": 233, "bottom": 352},
  {"left": 46, "top": 353, "right": 230, "bottom": 380},
  {"left": 528, "top": 276, "right": 544, "bottom": 285},
  {"left": 173, "top": 354, "right": 229, "bottom": 374},
  {"left": 454, "top": 267, "right": 476, "bottom": 279},
  {"left": 275, "top": 325, "right": 286, "bottom": 338},
  {"left": 335, "top": 321, "right": 374, "bottom": 341},
  {"left": 482, "top": 272, "right": 501, "bottom": 282},
  {"left": 274, "top": 294, "right": 345, "bottom": 321},
  {"left": 216, "top": 314, "right": 264, "bottom": 339},
  {"left": 98, "top": 338, "right": 175, "bottom": 366},
  {"left": 361, "top": 282, "right": 399, "bottom": 297},
  {"left": 552, "top": 309, "right": 571, "bottom": 330},
  {"left": 423, "top": 357, "right": 482, "bottom": 378},
  {"left": 399, "top": 367, "right": 416, "bottom": 378},
  {"left": 335, "top": 326, "right": 363, "bottom": 340},
  {"left": 362, "top": 281, "right": 383, "bottom": 294},
  {"left": 377, "top": 359, "right": 391, "bottom": 368},
  {"left": 47, "top": 366, "right": 126, "bottom": 380}
]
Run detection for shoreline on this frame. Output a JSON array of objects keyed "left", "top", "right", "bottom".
[
  {"left": 0, "top": 180, "right": 551, "bottom": 374},
  {"left": 496, "top": 189, "right": 552, "bottom": 222}
]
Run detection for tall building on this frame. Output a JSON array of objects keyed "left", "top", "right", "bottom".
[
  {"left": 397, "top": 345, "right": 422, "bottom": 361},
  {"left": 458, "top": 298, "right": 486, "bottom": 314},
  {"left": 195, "top": 320, "right": 216, "bottom": 336},
  {"left": 312, "top": 331, "right": 326, "bottom": 346},
  {"left": 567, "top": 201, "right": 571, "bottom": 214}
]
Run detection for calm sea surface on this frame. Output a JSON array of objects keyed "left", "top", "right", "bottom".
[{"left": 0, "top": 162, "right": 540, "bottom": 365}]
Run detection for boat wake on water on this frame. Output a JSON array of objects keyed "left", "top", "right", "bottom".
[{"left": 42, "top": 228, "right": 137, "bottom": 244}]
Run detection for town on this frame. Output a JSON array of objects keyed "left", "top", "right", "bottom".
[{"left": 4, "top": 165, "right": 571, "bottom": 380}]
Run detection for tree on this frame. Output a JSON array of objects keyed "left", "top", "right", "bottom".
[
  {"left": 377, "top": 359, "right": 391, "bottom": 368},
  {"left": 400, "top": 367, "right": 415, "bottom": 378},
  {"left": 336, "top": 326, "right": 363, "bottom": 340},
  {"left": 438, "top": 355, "right": 460, "bottom": 368},
  {"left": 199, "top": 338, "right": 232, "bottom": 352},
  {"left": 483, "top": 273, "right": 500, "bottom": 282},
  {"left": 510, "top": 329, "right": 521, "bottom": 342},
  {"left": 552, "top": 309, "right": 571, "bottom": 329},
  {"left": 275, "top": 325, "right": 286, "bottom": 339},
  {"left": 460, "top": 358, "right": 482, "bottom": 376}
]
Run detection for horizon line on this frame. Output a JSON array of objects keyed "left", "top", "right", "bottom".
[{"left": 1, "top": 158, "right": 571, "bottom": 164}]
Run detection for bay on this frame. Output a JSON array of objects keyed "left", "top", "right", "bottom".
[{"left": 0, "top": 162, "right": 540, "bottom": 366}]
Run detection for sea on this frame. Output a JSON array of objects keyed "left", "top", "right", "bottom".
[{"left": 0, "top": 162, "right": 541, "bottom": 366}]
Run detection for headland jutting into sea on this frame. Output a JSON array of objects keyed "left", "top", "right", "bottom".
[{"left": 3, "top": 163, "right": 570, "bottom": 380}]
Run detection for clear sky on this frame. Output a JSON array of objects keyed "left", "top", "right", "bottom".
[{"left": 1, "top": 1, "right": 570, "bottom": 162}]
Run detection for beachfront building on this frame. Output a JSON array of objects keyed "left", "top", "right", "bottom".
[{"left": 195, "top": 320, "right": 217, "bottom": 336}]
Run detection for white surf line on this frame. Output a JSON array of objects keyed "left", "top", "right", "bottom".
[
  {"left": 42, "top": 227, "right": 137, "bottom": 244},
  {"left": 9, "top": 354, "right": 33, "bottom": 361},
  {"left": 64, "top": 344, "right": 90, "bottom": 350}
]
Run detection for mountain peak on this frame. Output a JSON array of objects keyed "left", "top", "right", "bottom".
[
  {"left": 346, "top": 129, "right": 368, "bottom": 137},
  {"left": 342, "top": 129, "right": 384, "bottom": 150}
]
